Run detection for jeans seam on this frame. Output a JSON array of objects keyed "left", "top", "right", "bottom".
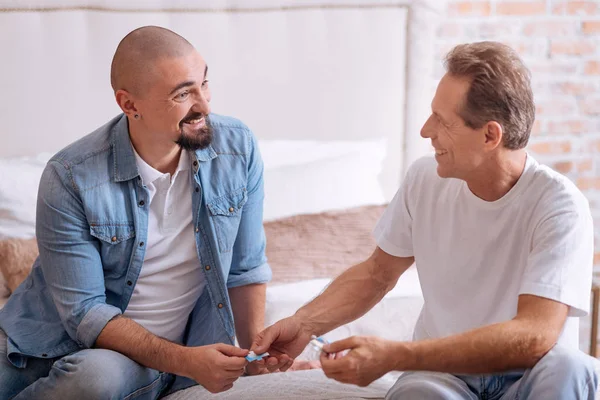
[{"left": 122, "top": 373, "right": 166, "bottom": 400}]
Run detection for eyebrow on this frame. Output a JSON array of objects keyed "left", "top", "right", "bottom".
[
  {"left": 432, "top": 111, "right": 445, "bottom": 123},
  {"left": 168, "top": 65, "right": 209, "bottom": 96}
]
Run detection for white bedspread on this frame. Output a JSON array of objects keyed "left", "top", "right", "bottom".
[{"left": 163, "top": 369, "right": 399, "bottom": 400}]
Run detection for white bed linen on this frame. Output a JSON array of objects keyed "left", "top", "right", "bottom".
[{"left": 163, "top": 369, "right": 397, "bottom": 400}]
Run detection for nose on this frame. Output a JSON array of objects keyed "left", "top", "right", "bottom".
[
  {"left": 420, "top": 114, "right": 436, "bottom": 139},
  {"left": 193, "top": 90, "right": 211, "bottom": 115}
]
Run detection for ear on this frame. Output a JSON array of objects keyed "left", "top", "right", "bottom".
[
  {"left": 115, "top": 89, "right": 138, "bottom": 119},
  {"left": 484, "top": 121, "right": 503, "bottom": 150}
]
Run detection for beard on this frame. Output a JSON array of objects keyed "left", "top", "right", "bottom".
[{"left": 175, "top": 113, "right": 213, "bottom": 151}]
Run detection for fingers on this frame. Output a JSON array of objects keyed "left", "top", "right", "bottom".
[
  {"left": 217, "top": 343, "right": 249, "bottom": 358},
  {"left": 278, "top": 358, "right": 294, "bottom": 372},
  {"left": 323, "top": 336, "right": 359, "bottom": 354},
  {"left": 265, "top": 354, "right": 292, "bottom": 372},
  {"left": 251, "top": 326, "right": 277, "bottom": 354},
  {"left": 224, "top": 367, "right": 246, "bottom": 378},
  {"left": 320, "top": 351, "right": 350, "bottom": 375}
]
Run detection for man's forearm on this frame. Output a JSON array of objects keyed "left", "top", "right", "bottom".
[
  {"left": 295, "top": 259, "right": 396, "bottom": 336},
  {"left": 399, "top": 319, "right": 555, "bottom": 374},
  {"left": 229, "top": 283, "right": 266, "bottom": 349},
  {"left": 95, "top": 316, "right": 189, "bottom": 376}
]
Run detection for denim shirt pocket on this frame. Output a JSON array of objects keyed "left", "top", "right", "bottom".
[
  {"left": 89, "top": 223, "right": 136, "bottom": 275},
  {"left": 207, "top": 188, "right": 248, "bottom": 253}
]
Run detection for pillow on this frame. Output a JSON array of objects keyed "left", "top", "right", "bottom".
[
  {"left": 259, "top": 140, "right": 387, "bottom": 221},
  {"left": 264, "top": 204, "right": 386, "bottom": 283},
  {"left": 0, "top": 238, "right": 38, "bottom": 294},
  {"left": 265, "top": 268, "right": 423, "bottom": 360},
  {"left": 0, "top": 153, "right": 51, "bottom": 240}
]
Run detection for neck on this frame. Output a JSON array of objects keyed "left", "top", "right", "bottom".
[
  {"left": 129, "top": 120, "right": 181, "bottom": 176},
  {"left": 465, "top": 149, "right": 527, "bottom": 202}
]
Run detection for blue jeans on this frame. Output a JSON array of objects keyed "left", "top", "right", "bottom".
[
  {"left": 0, "top": 329, "right": 176, "bottom": 400},
  {"left": 387, "top": 344, "right": 598, "bottom": 399}
]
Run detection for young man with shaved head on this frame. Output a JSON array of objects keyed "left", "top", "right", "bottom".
[
  {"left": 0, "top": 26, "right": 272, "bottom": 398},
  {"left": 252, "top": 42, "right": 599, "bottom": 399}
]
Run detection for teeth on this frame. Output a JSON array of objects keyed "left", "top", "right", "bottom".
[
  {"left": 185, "top": 118, "right": 202, "bottom": 124},
  {"left": 435, "top": 150, "right": 447, "bottom": 155}
]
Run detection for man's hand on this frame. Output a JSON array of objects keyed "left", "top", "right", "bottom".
[
  {"left": 183, "top": 344, "right": 249, "bottom": 393},
  {"left": 320, "top": 336, "right": 400, "bottom": 387},
  {"left": 251, "top": 316, "right": 314, "bottom": 372}
]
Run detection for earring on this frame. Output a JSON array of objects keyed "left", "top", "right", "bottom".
[{"left": 134, "top": 114, "right": 139, "bottom": 119}]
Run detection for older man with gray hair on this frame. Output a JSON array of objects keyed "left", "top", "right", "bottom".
[{"left": 253, "top": 41, "right": 598, "bottom": 399}]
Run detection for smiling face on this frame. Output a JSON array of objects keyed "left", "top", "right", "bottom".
[
  {"left": 420, "top": 73, "right": 488, "bottom": 180},
  {"left": 132, "top": 50, "right": 213, "bottom": 151}
]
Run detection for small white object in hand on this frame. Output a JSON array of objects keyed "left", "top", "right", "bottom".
[{"left": 246, "top": 351, "right": 269, "bottom": 362}]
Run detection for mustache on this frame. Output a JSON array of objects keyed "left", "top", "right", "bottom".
[{"left": 180, "top": 112, "right": 206, "bottom": 126}]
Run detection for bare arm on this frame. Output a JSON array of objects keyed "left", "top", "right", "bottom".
[
  {"left": 229, "top": 283, "right": 267, "bottom": 349},
  {"left": 322, "top": 294, "right": 569, "bottom": 385},
  {"left": 296, "top": 247, "right": 414, "bottom": 336},
  {"left": 399, "top": 294, "right": 568, "bottom": 373},
  {"left": 95, "top": 316, "right": 189, "bottom": 376}
]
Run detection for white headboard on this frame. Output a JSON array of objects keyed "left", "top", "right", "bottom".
[{"left": 0, "top": 0, "right": 442, "bottom": 200}]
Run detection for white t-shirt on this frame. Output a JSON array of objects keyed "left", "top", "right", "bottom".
[
  {"left": 373, "top": 154, "right": 594, "bottom": 348},
  {"left": 124, "top": 148, "right": 205, "bottom": 343}
]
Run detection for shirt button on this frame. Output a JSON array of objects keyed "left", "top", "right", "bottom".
[
  {"left": 138, "top": 200, "right": 145, "bottom": 206},
  {"left": 195, "top": 187, "right": 200, "bottom": 193},
  {"left": 127, "top": 280, "right": 133, "bottom": 286},
  {"left": 193, "top": 161, "right": 198, "bottom": 167},
  {"left": 111, "top": 236, "right": 117, "bottom": 242},
  {"left": 229, "top": 207, "right": 234, "bottom": 212},
  {"left": 218, "top": 303, "right": 223, "bottom": 309},
  {"left": 205, "top": 265, "right": 211, "bottom": 271},
  {"left": 139, "top": 242, "right": 144, "bottom": 247},
  {"left": 195, "top": 227, "right": 199, "bottom": 233}
]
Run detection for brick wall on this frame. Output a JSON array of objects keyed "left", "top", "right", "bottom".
[{"left": 436, "top": 0, "right": 600, "bottom": 351}]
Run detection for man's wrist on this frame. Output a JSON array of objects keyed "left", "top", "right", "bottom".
[
  {"left": 293, "top": 309, "right": 320, "bottom": 337},
  {"left": 389, "top": 340, "right": 416, "bottom": 372}
]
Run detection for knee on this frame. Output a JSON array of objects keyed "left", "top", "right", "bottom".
[
  {"left": 52, "top": 349, "right": 137, "bottom": 398},
  {"left": 537, "top": 345, "right": 598, "bottom": 387},
  {"left": 386, "top": 373, "right": 454, "bottom": 400}
]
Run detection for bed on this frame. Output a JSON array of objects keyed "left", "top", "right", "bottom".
[{"left": 1, "top": 1, "right": 598, "bottom": 399}]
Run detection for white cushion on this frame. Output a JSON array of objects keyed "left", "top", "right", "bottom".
[
  {"left": 265, "top": 266, "right": 423, "bottom": 359},
  {"left": 0, "top": 153, "right": 51, "bottom": 240},
  {"left": 260, "top": 140, "right": 387, "bottom": 221}
]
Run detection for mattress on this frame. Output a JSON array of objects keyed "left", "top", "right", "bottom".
[{"left": 163, "top": 369, "right": 399, "bottom": 400}]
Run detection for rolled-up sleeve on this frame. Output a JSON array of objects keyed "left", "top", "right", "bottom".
[
  {"left": 227, "top": 131, "right": 272, "bottom": 288},
  {"left": 36, "top": 162, "right": 122, "bottom": 348}
]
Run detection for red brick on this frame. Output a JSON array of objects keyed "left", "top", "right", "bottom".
[
  {"left": 577, "top": 159, "right": 594, "bottom": 172},
  {"left": 497, "top": 1, "right": 546, "bottom": 15},
  {"left": 554, "top": 81, "right": 597, "bottom": 95},
  {"left": 477, "top": 21, "right": 521, "bottom": 37},
  {"left": 547, "top": 120, "right": 592, "bottom": 134},
  {"left": 586, "top": 61, "right": 600, "bottom": 75},
  {"left": 551, "top": 40, "right": 596, "bottom": 55},
  {"left": 449, "top": 1, "right": 492, "bottom": 16},
  {"left": 523, "top": 21, "right": 580, "bottom": 36},
  {"left": 531, "top": 119, "right": 543, "bottom": 135},
  {"left": 583, "top": 21, "right": 600, "bottom": 34},
  {"left": 528, "top": 141, "right": 572, "bottom": 154},
  {"left": 437, "top": 23, "right": 464, "bottom": 37},
  {"left": 577, "top": 177, "right": 600, "bottom": 190},
  {"left": 580, "top": 98, "right": 600, "bottom": 116},
  {"left": 553, "top": 161, "right": 574, "bottom": 173},
  {"left": 536, "top": 99, "right": 577, "bottom": 116},
  {"left": 553, "top": 1, "right": 599, "bottom": 15},
  {"left": 529, "top": 61, "right": 579, "bottom": 75}
]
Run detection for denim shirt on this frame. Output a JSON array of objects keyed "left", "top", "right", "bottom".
[{"left": 0, "top": 113, "right": 271, "bottom": 369}]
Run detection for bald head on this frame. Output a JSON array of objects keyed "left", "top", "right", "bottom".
[{"left": 110, "top": 26, "right": 195, "bottom": 94}]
